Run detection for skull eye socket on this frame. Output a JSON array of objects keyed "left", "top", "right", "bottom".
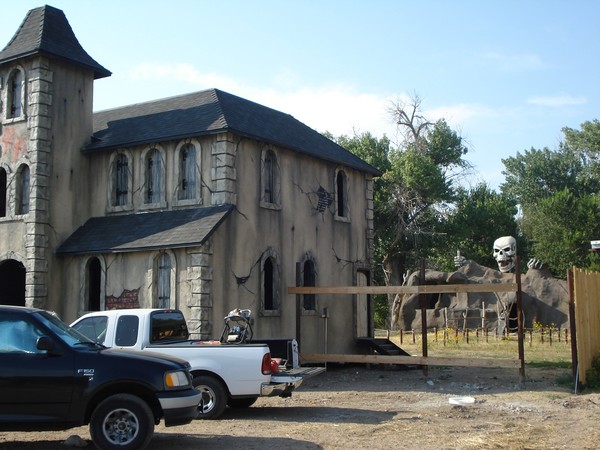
[{"left": 503, "top": 246, "right": 511, "bottom": 252}]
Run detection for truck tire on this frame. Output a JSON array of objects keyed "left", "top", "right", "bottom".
[
  {"left": 193, "top": 375, "right": 227, "bottom": 420},
  {"left": 89, "top": 393, "right": 155, "bottom": 450},
  {"left": 227, "top": 397, "right": 258, "bottom": 408}
]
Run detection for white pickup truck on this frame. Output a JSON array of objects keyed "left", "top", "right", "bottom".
[{"left": 71, "top": 309, "right": 323, "bottom": 419}]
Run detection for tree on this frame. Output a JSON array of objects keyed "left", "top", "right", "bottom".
[
  {"left": 501, "top": 119, "right": 600, "bottom": 276},
  {"left": 331, "top": 96, "right": 470, "bottom": 326},
  {"left": 429, "top": 183, "right": 520, "bottom": 271}
]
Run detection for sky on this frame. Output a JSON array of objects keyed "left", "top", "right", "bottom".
[{"left": 1, "top": 0, "right": 598, "bottom": 189}]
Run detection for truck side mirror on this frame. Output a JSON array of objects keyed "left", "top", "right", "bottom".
[{"left": 37, "top": 336, "right": 61, "bottom": 355}]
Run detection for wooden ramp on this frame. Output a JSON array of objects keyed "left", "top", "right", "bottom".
[{"left": 356, "top": 337, "right": 411, "bottom": 357}]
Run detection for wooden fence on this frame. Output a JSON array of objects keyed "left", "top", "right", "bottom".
[
  {"left": 288, "top": 263, "right": 525, "bottom": 376},
  {"left": 571, "top": 267, "right": 600, "bottom": 384}
]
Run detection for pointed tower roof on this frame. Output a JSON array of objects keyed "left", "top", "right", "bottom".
[{"left": 0, "top": 5, "right": 110, "bottom": 79}]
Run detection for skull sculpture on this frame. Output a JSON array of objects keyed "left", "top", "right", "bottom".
[{"left": 493, "top": 236, "right": 517, "bottom": 273}]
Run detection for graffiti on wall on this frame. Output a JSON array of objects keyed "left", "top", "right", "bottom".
[
  {"left": 2, "top": 127, "right": 28, "bottom": 162},
  {"left": 106, "top": 288, "right": 140, "bottom": 310}
]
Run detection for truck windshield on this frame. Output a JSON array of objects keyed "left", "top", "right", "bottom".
[{"left": 36, "top": 311, "right": 96, "bottom": 347}]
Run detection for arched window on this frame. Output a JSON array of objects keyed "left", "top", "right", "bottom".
[
  {"left": 178, "top": 143, "right": 197, "bottom": 200},
  {"left": 303, "top": 259, "right": 316, "bottom": 311},
  {"left": 260, "top": 148, "right": 280, "bottom": 208},
  {"left": 260, "top": 249, "right": 280, "bottom": 315},
  {"left": 113, "top": 153, "right": 129, "bottom": 206},
  {"left": 7, "top": 69, "right": 24, "bottom": 119},
  {"left": 0, "top": 168, "right": 7, "bottom": 217},
  {"left": 156, "top": 253, "right": 172, "bottom": 309},
  {"left": 16, "top": 164, "right": 30, "bottom": 215},
  {"left": 335, "top": 169, "right": 347, "bottom": 218},
  {"left": 145, "top": 148, "right": 163, "bottom": 205}
]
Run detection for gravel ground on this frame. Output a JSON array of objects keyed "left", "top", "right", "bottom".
[{"left": 1, "top": 364, "right": 599, "bottom": 450}]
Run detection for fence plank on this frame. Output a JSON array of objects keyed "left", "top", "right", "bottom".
[
  {"left": 300, "top": 353, "right": 521, "bottom": 368},
  {"left": 573, "top": 267, "right": 600, "bottom": 385},
  {"left": 288, "top": 283, "right": 517, "bottom": 295}
]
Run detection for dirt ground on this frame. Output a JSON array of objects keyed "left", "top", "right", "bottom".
[{"left": 1, "top": 364, "right": 599, "bottom": 450}]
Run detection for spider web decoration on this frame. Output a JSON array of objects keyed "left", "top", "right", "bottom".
[{"left": 316, "top": 186, "right": 333, "bottom": 212}]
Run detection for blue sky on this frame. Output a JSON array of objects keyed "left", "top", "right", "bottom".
[{"left": 2, "top": 1, "right": 598, "bottom": 189}]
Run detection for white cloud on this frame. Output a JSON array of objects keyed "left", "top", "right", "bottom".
[
  {"left": 527, "top": 94, "right": 587, "bottom": 107},
  {"left": 127, "top": 62, "right": 399, "bottom": 138}
]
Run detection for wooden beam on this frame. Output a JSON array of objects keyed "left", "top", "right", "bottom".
[
  {"left": 288, "top": 283, "right": 517, "bottom": 296},
  {"left": 300, "top": 353, "right": 521, "bottom": 369}
]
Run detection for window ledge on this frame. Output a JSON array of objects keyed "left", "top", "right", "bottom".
[
  {"left": 334, "top": 215, "right": 351, "bottom": 223},
  {"left": 260, "top": 201, "right": 282, "bottom": 211}
]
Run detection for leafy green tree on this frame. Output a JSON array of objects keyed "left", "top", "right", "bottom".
[
  {"left": 523, "top": 189, "right": 600, "bottom": 276},
  {"left": 331, "top": 96, "right": 470, "bottom": 326},
  {"left": 430, "top": 183, "right": 520, "bottom": 271},
  {"left": 501, "top": 120, "right": 600, "bottom": 276}
]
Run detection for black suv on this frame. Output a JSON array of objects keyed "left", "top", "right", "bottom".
[{"left": 0, "top": 305, "right": 201, "bottom": 449}]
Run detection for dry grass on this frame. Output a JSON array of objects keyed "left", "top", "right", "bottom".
[{"left": 376, "top": 328, "right": 573, "bottom": 367}]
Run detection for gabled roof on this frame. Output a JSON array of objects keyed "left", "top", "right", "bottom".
[
  {"left": 56, "top": 204, "right": 233, "bottom": 255},
  {"left": 0, "top": 5, "right": 110, "bottom": 79},
  {"left": 85, "top": 88, "right": 381, "bottom": 176}
]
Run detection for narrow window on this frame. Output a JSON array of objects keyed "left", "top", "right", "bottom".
[
  {"left": 87, "top": 257, "right": 102, "bottom": 312},
  {"left": 145, "top": 148, "right": 163, "bottom": 204},
  {"left": 264, "top": 151, "right": 274, "bottom": 203},
  {"left": 303, "top": 260, "right": 316, "bottom": 311},
  {"left": 8, "top": 69, "right": 24, "bottom": 119},
  {"left": 178, "top": 144, "right": 197, "bottom": 200},
  {"left": 156, "top": 253, "right": 171, "bottom": 309},
  {"left": 336, "top": 170, "right": 346, "bottom": 217},
  {"left": 261, "top": 149, "right": 280, "bottom": 208},
  {"left": 16, "top": 164, "right": 30, "bottom": 215},
  {"left": 0, "top": 168, "right": 6, "bottom": 217},
  {"left": 114, "top": 154, "right": 129, "bottom": 206},
  {"left": 263, "top": 257, "right": 274, "bottom": 310}
]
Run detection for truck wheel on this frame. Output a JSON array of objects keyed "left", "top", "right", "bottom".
[
  {"left": 193, "top": 375, "right": 227, "bottom": 420},
  {"left": 227, "top": 397, "right": 258, "bottom": 408},
  {"left": 89, "top": 393, "right": 154, "bottom": 450}
]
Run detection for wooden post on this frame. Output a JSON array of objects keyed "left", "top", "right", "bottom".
[
  {"left": 419, "top": 259, "right": 428, "bottom": 376},
  {"left": 295, "top": 263, "right": 302, "bottom": 351},
  {"left": 567, "top": 268, "right": 578, "bottom": 382},
  {"left": 515, "top": 256, "right": 525, "bottom": 379}
]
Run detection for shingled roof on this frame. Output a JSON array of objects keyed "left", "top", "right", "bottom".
[
  {"left": 85, "top": 88, "right": 381, "bottom": 176},
  {"left": 56, "top": 204, "right": 233, "bottom": 255},
  {"left": 0, "top": 5, "right": 110, "bottom": 79}
]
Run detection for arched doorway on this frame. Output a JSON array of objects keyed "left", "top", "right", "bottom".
[{"left": 0, "top": 259, "right": 26, "bottom": 306}]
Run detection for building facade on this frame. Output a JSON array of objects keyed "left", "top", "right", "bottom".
[{"left": 0, "top": 5, "right": 380, "bottom": 354}]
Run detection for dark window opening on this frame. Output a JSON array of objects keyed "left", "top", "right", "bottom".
[
  {"left": 264, "top": 151, "right": 274, "bottom": 203},
  {"left": 263, "top": 258, "right": 274, "bottom": 310},
  {"left": 336, "top": 171, "right": 346, "bottom": 217},
  {"left": 145, "top": 149, "right": 162, "bottom": 204},
  {"left": 0, "top": 168, "right": 6, "bottom": 217},
  {"left": 87, "top": 258, "right": 101, "bottom": 311},
  {"left": 303, "top": 260, "right": 316, "bottom": 310},
  {"left": 8, "top": 70, "right": 23, "bottom": 119},
  {"left": 178, "top": 144, "right": 197, "bottom": 200},
  {"left": 157, "top": 253, "right": 171, "bottom": 309},
  {"left": 16, "top": 164, "right": 29, "bottom": 215},
  {"left": 114, "top": 154, "right": 129, "bottom": 206}
]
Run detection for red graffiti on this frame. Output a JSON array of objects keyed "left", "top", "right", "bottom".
[{"left": 1, "top": 126, "right": 27, "bottom": 162}]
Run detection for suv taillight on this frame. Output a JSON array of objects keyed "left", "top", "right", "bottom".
[{"left": 261, "top": 353, "right": 272, "bottom": 375}]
